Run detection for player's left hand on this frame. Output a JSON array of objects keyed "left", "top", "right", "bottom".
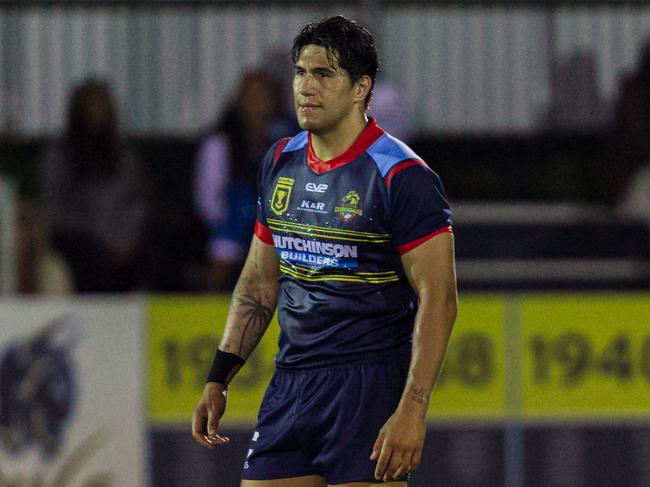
[{"left": 370, "top": 406, "right": 426, "bottom": 481}]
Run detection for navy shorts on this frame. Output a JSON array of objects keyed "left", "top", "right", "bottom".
[{"left": 241, "top": 356, "right": 410, "bottom": 484}]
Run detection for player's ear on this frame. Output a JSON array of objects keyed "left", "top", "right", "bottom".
[{"left": 354, "top": 75, "right": 372, "bottom": 105}]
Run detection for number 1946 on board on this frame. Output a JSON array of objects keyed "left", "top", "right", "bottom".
[{"left": 530, "top": 333, "right": 650, "bottom": 386}]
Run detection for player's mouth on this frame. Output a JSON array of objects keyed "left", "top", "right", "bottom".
[{"left": 299, "top": 103, "right": 320, "bottom": 112}]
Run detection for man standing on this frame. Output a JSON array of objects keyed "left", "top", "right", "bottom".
[{"left": 192, "top": 15, "right": 457, "bottom": 486}]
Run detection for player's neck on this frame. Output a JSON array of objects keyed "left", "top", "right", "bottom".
[{"left": 310, "top": 113, "right": 368, "bottom": 161}]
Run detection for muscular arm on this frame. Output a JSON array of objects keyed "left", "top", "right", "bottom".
[
  {"left": 218, "top": 235, "right": 280, "bottom": 366},
  {"left": 372, "top": 231, "right": 457, "bottom": 480},
  {"left": 398, "top": 231, "right": 457, "bottom": 418},
  {"left": 192, "top": 235, "right": 279, "bottom": 448}
]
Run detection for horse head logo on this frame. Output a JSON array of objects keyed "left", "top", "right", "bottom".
[{"left": 0, "top": 316, "right": 77, "bottom": 459}]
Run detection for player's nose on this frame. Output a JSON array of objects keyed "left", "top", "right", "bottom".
[{"left": 298, "top": 74, "right": 317, "bottom": 95}]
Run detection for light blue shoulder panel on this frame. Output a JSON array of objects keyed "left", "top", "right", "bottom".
[
  {"left": 367, "top": 133, "right": 422, "bottom": 177},
  {"left": 282, "top": 131, "right": 309, "bottom": 153}
]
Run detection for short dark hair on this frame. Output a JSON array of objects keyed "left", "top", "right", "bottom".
[{"left": 291, "top": 15, "right": 379, "bottom": 108}]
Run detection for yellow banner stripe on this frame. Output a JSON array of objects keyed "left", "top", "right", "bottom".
[{"left": 267, "top": 218, "right": 390, "bottom": 239}]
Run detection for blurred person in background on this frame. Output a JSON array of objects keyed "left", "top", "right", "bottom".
[
  {"left": 39, "top": 79, "right": 149, "bottom": 293},
  {"left": 194, "top": 69, "right": 296, "bottom": 292},
  {"left": 603, "top": 38, "right": 650, "bottom": 205},
  {"left": 611, "top": 38, "right": 650, "bottom": 227},
  {"left": 367, "top": 81, "right": 414, "bottom": 143}
]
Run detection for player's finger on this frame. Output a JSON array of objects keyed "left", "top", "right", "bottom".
[
  {"left": 191, "top": 410, "right": 214, "bottom": 448},
  {"left": 207, "top": 405, "right": 220, "bottom": 437},
  {"left": 374, "top": 444, "right": 392, "bottom": 480},
  {"left": 392, "top": 450, "right": 414, "bottom": 480},
  {"left": 207, "top": 403, "right": 231, "bottom": 444},
  {"left": 370, "top": 431, "right": 385, "bottom": 461},
  {"left": 205, "top": 433, "right": 230, "bottom": 445},
  {"left": 411, "top": 446, "right": 423, "bottom": 471},
  {"left": 383, "top": 448, "right": 403, "bottom": 481}
]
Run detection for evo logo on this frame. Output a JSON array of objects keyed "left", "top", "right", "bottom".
[
  {"left": 306, "top": 182, "right": 328, "bottom": 193},
  {"left": 298, "top": 200, "right": 327, "bottom": 214}
]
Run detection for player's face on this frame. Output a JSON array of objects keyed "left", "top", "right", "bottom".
[{"left": 293, "top": 45, "right": 360, "bottom": 135}]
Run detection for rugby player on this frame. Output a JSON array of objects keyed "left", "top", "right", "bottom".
[{"left": 192, "top": 15, "right": 457, "bottom": 486}]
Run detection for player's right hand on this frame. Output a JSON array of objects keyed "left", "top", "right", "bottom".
[{"left": 192, "top": 382, "right": 230, "bottom": 449}]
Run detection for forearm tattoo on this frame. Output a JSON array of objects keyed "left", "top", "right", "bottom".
[
  {"left": 232, "top": 292, "right": 273, "bottom": 358},
  {"left": 409, "top": 385, "right": 429, "bottom": 405}
]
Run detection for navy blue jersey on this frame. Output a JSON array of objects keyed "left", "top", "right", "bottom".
[{"left": 255, "top": 118, "right": 452, "bottom": 368}]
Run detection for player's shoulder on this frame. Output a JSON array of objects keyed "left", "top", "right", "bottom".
[
  {"left": 280, "top": 130, "right": 309, "bottom": 154},
  {"left": 264, "top": 131, "right": 308, "bottom": 166},
  {"left": 366, "top": 132, "right": 431, "bottom": 185}
]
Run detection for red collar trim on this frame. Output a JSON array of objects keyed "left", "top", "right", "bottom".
[{"left": 307, "top": 117, "right": 384, "bottom": 175}]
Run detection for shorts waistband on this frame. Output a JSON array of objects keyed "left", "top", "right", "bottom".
[{"left": 274, "top": 347, "right": 411, "bottom": 371}]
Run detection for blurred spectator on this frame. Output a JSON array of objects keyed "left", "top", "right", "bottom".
[
  {"left": 39, "top": 79, "right": 149, "bottom": 293},
  {"left": 618, "top": 163, "right": 650, "bottom": 228},
  {"left": 602, "top": 39, "right": 650, "bottom": 204},
  {"left": 545, "top": 50, "right": 607, "bottom": 131},
  {"left": 194, "top": 70, "right": 295, "bottom": 292},
  {"left": 263, "top": 49, "right": 300, "bottom": 134},
  {"left": 367, "top": 81, "right": 415, "bottom": 142}
]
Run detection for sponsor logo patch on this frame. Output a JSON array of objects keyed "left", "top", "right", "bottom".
[
  {"left": 273, "top": 235, "right": 358, "bottom": 269},
  {"left": 335, "top": 190, "right": 363, "bottom": 222},
  {"left": 298, "top": 200, "right": 327, "bottom": 214},
  {"left": 270, "top": 177, "right": 294, "bottom": 216},
  {"left": 306, "top": 182, "right": 328, "bottom": 193}
]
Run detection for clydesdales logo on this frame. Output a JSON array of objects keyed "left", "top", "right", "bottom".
[
  {"left": 270, "top": 177, "right": 295, "bottom": 216},
  {"left": 335, "top": 190, "right": 364, "bottom": 222}
]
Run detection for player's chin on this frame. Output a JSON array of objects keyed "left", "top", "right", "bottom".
[{"left": 297, "top": 117, "right": 319, "bottom": 132}]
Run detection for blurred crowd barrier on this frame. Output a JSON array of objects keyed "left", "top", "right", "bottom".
[
  {"left": 2, "top": 293, "right": 650, "bottom": 486},
  {"left": 2, "top": 136, "right": 649, "bottom": 294},
  {"left": 2, "top": 1, "right": 650, "bottom": 135}
]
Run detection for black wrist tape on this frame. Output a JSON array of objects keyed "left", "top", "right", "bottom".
[{"left": 206, "top": 349, "right": 245, "bottom": 385}]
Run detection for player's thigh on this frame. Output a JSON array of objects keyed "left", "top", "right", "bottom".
[
  {"left": 328, "top": 482, "right": 407, "bottom": 487},
  {"left": 241, "top": 475, "right": 326, "bottom": 487}
]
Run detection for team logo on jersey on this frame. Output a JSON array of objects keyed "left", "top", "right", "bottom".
[
  {"left": 335, "top": 190, "right": 363, "bottom": 222},
  {"left": 270, "top": 177, "right": 294, "bottom": 216}
]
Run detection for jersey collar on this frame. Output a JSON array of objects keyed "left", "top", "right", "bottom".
[{"left": 307, "top": 117, "right": 384, "bottom": 175}]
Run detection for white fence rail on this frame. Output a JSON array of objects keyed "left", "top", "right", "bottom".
[{"left": 2, "top": 4, "right": 650, "bottom": 135}]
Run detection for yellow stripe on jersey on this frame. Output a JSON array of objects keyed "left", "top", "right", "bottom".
[
  {"left": 279, "top": 264, "right": 400, "bottom": 284},
  {"left": 267, "top": 220, "right": 390, "bottom": 244},
  {"left": 289, "top": 262, "right": 398, "bottom": 278},
  {"left": 267, "top": 218, "right": 390, "bottom": 239},
  {"left": 269, "top": 226, "right": 390, "bottom": 244}
]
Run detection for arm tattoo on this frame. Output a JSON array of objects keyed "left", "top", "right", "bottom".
[
  {"left": 234, "top": 293, "right": 274, "bottom": 357},
  {"left": 408, "top": 385, "right": 428, "bottom": 405}
]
